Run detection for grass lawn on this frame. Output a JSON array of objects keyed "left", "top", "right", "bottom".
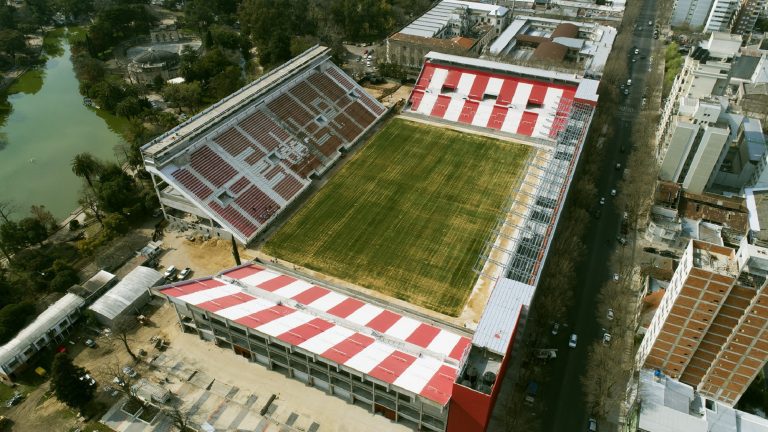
[{"left": 265, "top": 118, "right": 531, "bottom": 316}]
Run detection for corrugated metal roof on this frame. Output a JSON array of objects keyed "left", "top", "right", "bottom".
[
  {"left": 0, "top": 293, "right": 85, "bottom": 368},
  {"left": 89, "top": 266, "right": 164, "bottom": 322},
  {"left": 574, "top": 79, "right": 600, "bottom": 102},
  {"left": 472, "top": 278, "right": 535, "bottom": 355},
  {"left": 399, "top": 1, "right": 508, "bottom": 38},
  {"left": 424, "top": 51, "right": 582, "bottom": 83}
]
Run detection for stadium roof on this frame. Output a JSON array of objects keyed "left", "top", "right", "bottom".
[
  {"left": 425, "top": 51, "right": 582, "bottom": 84},
  {"left": 473, "top": 278, "right": 534, "bottom": 355},
  {"left": 89, "top": 266, "right": 164, "bottom": 323},
  {"left": 0, "top": 293, "right": 84, "bottom": 369},
  {"left": 398, "top": 0, "right": 508, "bottom": 38},
  {"left": 143, "top": 45, "right": 331, "bottom": 159},
  {"left": 159, "top": 264, "right": 472, "bottom": 405}
]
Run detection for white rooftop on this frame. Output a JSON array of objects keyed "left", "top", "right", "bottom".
[
  {"left": 399, "top": 0, "right": 508, "bottom": 38},
  {"left": 638, "top": 369, "right": 768, "bottom": 432},
  {"left": 425, "top": 51, "right": 582, "bottom": 84},
  {"left": 0, "top": 293, "right": 84, "bottom": 369},
  {"left": 473, "top": 278, "right": 535, "bottom": 355},
  {"left": 89, "top": 266, "right": 164, "bottom": 322}
]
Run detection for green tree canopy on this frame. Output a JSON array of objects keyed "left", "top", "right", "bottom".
[
  {"left": 0, "top": 302, "right": 35, "bottom": 344},
  {"left": 51, "top": 353, "right": 96, "bottom": 410}
]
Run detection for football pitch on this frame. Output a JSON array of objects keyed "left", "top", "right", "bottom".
[{"left": 264, "top": 118, "right": 531, "bottom": 316}]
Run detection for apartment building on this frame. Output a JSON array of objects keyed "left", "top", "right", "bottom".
[
  {"left": 733, "top": 0, "right": 767, "bottom": 34},
  {"left": 636, "top": 238, "right": 768, "bottom": 406}
]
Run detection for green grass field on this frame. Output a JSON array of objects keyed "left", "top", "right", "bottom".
[{"left": 264, "top": 119, "right": 531, "bottom": 316}]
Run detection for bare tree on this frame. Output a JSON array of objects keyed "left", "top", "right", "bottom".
[
  {"left": 78, "top": 187, "right": 104, "bottom": 227},
  {"left": 163, "top": 404, "right": 194, "bottom": 432},
  {"left": 100, "top": 360, "right": 142, "bottom": 405},
  {"left": 113, "top": 315, "right": 139, "bottom": 363},
  {"left": 0, "top": 200, "right": 15, "bottom": 224}
]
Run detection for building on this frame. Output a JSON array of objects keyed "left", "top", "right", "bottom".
[
  {"left": 88, "top": 266, "right": 164, "bottom": 327},
  {"left": 635, "top": 238, "right": 768, "bottom": 406},
  {"left": 158, "top": 264, "right": 474, "bottom": 432},
  {"left": 733, "top": 0, "right": 766, "bottom": 34},
  {"left": 632, "top": 369, "right": 768, "bottom": 432},
  {"left": 127, "top": 49, "right": 180, "bottom": 85},
  {"left": 0, "top": 293, "right": 85, "bottom": 384},
  {"left": 646, "top": 182, "right": 749, "bottom": 248},
  {"left": 68, "top": 270, "right": 117, "bottom": 305},
  {"left": 486, "top": 16, "right": 617, "bottom": 78},
  {"left": 671, "top": 0, "right": 742, "bottom": 33},
  {"left": 141, "top": 46, "right": 386, "bottom": 244},
  {"left": 385, "top": 1, "right": 510, "bottom": 76},
  {"left": 156, "top": 52, "right": 597, "bottom": 432}
]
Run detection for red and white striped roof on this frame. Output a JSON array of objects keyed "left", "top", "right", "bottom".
[
  {"left": 160, "top": 264, "right": 471, "bottom": 405},
  {"left": 407, "top": 62, "right": 578, "bottom": 140}
]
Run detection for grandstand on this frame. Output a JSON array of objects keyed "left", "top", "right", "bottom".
[
  {"left": 141, "top": 46, "right": 386, "bottom": 244},
  {"left": 158, "top": 263, "right": 472, "bottom": 431},
  {"left": 401, "top": 52, "right": 599, "bottom": 431}
]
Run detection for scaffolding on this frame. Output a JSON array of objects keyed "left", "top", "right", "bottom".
[{"left": 474, "top": 99, "right": 596, "bottom": 286}]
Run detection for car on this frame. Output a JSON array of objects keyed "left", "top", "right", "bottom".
[
  {"left": 648, "top": 20, "right": 653, "bottom": 26},
  {"left": 643, "top": 246, "right": 658, "bottom": 253},
  {"left": 613, "top": 273, "right": 620, "bottom": 281},
  {"left": 632, "top": 57, "right": 637, "bottom": 63},
  {"left": 588, "top": 418, "right": 598, "bottom": 431},
  {"left": 177, "top": 267, "right": 192, "bottom": 280},
  {"left": 623, "top": 88, "right": 629, "bottom": 95},
  {"left": 122, "top": 366, "right": 137, "bottom": 378},
  {"left": 80, "top": 374, "right": 96, "bottom": 387},
  {"left": 602, "top": 332, "right": 612, "bottom": 345},
  {"left": 607, "top": 308, "right": 615, "bottom": 320},
  {"left": 654, "top": 34, "right": 659, "bottom": 39},
  {"left": 84, "top": 338, "right": 96, "bottom": 348},
  {"left": 617, "top": 237, "right": 627, "bottom": 246},
  {"left": 592, "top": 208, "right": 602, "bottom": 219},
  {"left": 627, "top": 79, "right": 632, "bottom": 86},
  {"left": 610, "top": 189, "right": 617, "bottom": 196},
  {"left": 634, "top": 48, "right": 639, "bottom": 55},
  {"left": 112, "top": 376, "right": 125, "bottom": 387},
  {"left": 568, "top": 334, "right": 578, "bottom": 348},
  {"left": 615, "top": 163, "right": 622, "bottom": 170},
  {"left": 552, "top": 323, "right": 560, "bottom": 335},
  {"left": 5, "top": 392, "right": 23, "bottom": 407},
  {"left": 163, "top": 265, "right": 177, "bottom": 279},
  {"left": 660, "top": 250, "right": 677, "bottom": 258},
  {"left": 599, "top": 197, "right": 605, "bottom": 205}
]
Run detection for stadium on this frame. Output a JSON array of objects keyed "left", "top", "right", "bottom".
[{"left": 145, "top": 47, "right": 599, "bottom": 432}]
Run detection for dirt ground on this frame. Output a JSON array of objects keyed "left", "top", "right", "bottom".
[{"left": 156, "top": 228, "right": 255, "bottom": 279}]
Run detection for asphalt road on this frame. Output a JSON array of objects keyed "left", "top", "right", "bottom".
[{"left": 539, "top": 1, "right": 660, "bottom": 431}]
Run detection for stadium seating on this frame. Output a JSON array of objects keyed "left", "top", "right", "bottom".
[
  {"left": 407, "top": 62, "right": 577, "bottom": 140},
  {"left": 161, "top": 61, "right": 386, "bottom": 243}
]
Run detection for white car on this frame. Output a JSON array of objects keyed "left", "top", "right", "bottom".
[
  {"left": 602, "top": 332, "right": 612, "bottom": 345},
  {"left": 613, "top": 273, "right": 620, "bottom": 282},
  {"left": 568, "top": 334, "right": 577, "bottom": 348},
  {"left": 552, "top": 323, "right": 560, "bottom": 335},
  {"left": 163, "top": 265, "right": 177, "bottom": 279},
  {"left": 610, "top": 189, "right": 616, "bottom": 196},
  {"left": 122, "top": 366, "right": 137, "bottom": 378},
  {"left": 599, "top": 197, "right": 605, "bottom": 205},
  {"left": 588, "top": 418, "right": 598, "bottom": 432},
  {"left": 607, "top": 308, "right": 615, "bottom": 320}
]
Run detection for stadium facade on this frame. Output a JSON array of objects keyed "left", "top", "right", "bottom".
[
  {"left": 153, "top": 49, "right": 600, "bottom": 432},
  {"left": 141, "top": 46, "right": 386, "bottom": 244}
]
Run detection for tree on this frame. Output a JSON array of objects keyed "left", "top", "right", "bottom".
[
  {"left": 0, "top": 200, "right": 15, "bottom": 224},
  {"left": 208, "top": 66, "right": 243, "bottom": 99},
  {"left": 18, "top": 217, "right": 47, "bottom": 247},
  {"left": 0, "top": 220, "right": 25, "bottom": 255},
  {"left": 0, "top": 29, "right": 25, "bottom": 62},
  {"left": 163, "top": 82, "right": 202, "bottom": 113},
  {"left": 164, "top": 405, "right": 194, "bottom": 432},
  {"left": 49, "top": 260, "right": 79, "bottom": 292},
  {"left": 0, "top": 302, "right": 34, "bottom": 344},
  {"left": 113, "top": 315, "right": 139, "bottom": 362},
  {"left": 115, "top": 96, "right": 144, "bottom": 118},
  {"left": 71, "top": 153, "right": 102, "bottom": 191},
  {"left": 51, "top": 353, "right": 96, "bottom": 410},
  {"left": 78, "top": 187, "right": 104, "bottom": 227},
  {"left": 30, "top": 204, "right": 57, "bottom": 233}
]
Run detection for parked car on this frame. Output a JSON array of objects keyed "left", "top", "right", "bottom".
[
  {"left": 84, "top": 338, "right": 97, "bottom": 348},
  {"left": 551, "top": 323, "right": 560, "bottom": 335},
  {"left": 599, "top": 197, "right": 605, "bottom": 205},
  {"left": 568, "top": 334, "right": 578, "bottom": 348},
  {"left": 617, "top": 237, "right": 627, "bottom": 246},
  {"left": 113, "top": 376, "right": 125, "bottom": 387},
  {"left": 610, "top": 189, "right": 617, "bottom": 196},
  {"left": 80, "top": 374, "right": 96, "bottom": 387},
  {"left": 164, "top": 265, "right": 177, "bottom": 279},
  {"left": 122, "top": 366, "right": 137, "bottom": 378},
  {"left": 5, "top": 392, "right": 23, "bottom": 407},
  {"left": 177, "top": 267, "right": 192, "bottom": 280},
  {"left": 588, "top": 418, "right": 598, "bottom": 431},
  {"left": 607, "top": 308, "right": 614, "bottom": 321},
  {"left": 602, "top": 332, "right": 612, "bottom": 345},
  {"left": 612, "top": 273, "right": 620, "bottom": 282}
]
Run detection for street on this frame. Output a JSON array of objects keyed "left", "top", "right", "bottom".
[{"left": 541, "top": 0, "right": 661, "bottom": 430}]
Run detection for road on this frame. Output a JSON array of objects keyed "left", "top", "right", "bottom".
[{"left": 540, "top": 1, "right": 660, "bottom": 431}]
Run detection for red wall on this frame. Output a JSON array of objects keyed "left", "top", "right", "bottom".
[{"left": 446, "top": 305, "right": 523, "bottom": 432}]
